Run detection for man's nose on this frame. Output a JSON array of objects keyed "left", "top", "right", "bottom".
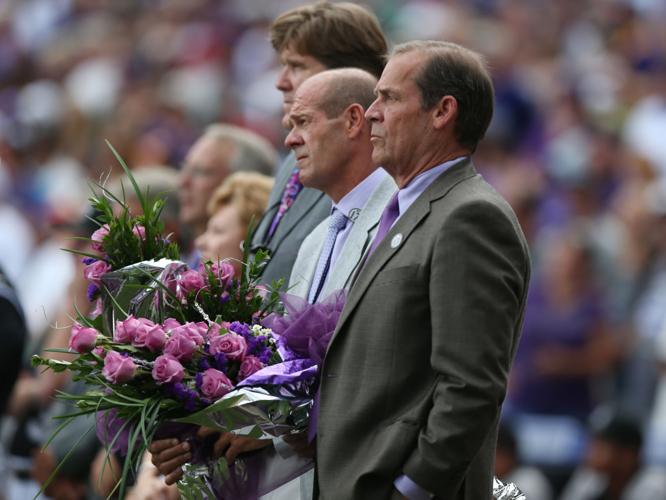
[
  {"left": 276, "top": 67, "right": 291, "bottom": 91},
  {"left": 284, "top": 129, "right": 301, "bottom": 149},
  {"left": 365, "top": 99, "right": 381, "bottom": 121}
]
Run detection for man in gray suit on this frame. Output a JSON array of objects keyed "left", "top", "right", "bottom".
[
  {"left": 284, "top": 68, "right": 396, "bottom": 302},
  {"left": 250, "top": 2, "right": 387, "bottom": 287},
  {"left": 316, "top": 41, "right": 531, "bottom": 499}
]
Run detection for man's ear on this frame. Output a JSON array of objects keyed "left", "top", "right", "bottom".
[
  {"left": 432, "top": 95, "right": 457, "bottom": 130},
  {"left": 346, "top": 104, "right": 366, "bottom": 138}
]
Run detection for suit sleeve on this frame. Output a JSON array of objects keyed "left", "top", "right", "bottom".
[{"left": 402, "top": 200, "right": 529, "bottom": 496}]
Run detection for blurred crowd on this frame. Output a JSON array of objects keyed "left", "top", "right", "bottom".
[{"left": 1, "top": 0, "right": 666, "bottom": 498}]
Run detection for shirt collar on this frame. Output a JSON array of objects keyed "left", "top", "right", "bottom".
[
  {"left": 396, "top": 157, "right": 468, "bottom": 217},
  {"left": 333, "top": 168, "right": 388, "bottom": 222}
]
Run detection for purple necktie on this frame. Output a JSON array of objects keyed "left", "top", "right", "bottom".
[
  {"left": 367, "top": 191, "right": 400, "bottom": 256},
  {"left": 268, "top": 168, "right": 303, "bottom": 238}
]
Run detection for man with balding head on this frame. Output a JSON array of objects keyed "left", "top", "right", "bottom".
[
  {"left": 285, "top": 68, "right": 396, "bottom": 301},
  {"left": 317, "top": 41, "right": 530, "bottom": 499},
  {"left": 150, "top": 67, "right": 395, "bottom": 499}
]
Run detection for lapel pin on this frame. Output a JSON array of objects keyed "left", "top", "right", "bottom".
[
  {"left": 391, "top": 233, "right": 403, "bottom": 248},
  {"left": 348, "top": 208, "right": 361, "bottom": 222}
]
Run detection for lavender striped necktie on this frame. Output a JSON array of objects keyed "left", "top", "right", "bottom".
[{"left": 308, "top": 209, "right": 348, "bottom": 304}]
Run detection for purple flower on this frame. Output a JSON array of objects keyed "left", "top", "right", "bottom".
[
  {"left": 82, "top": 257, "right": 97, "bottom": 265},
  {"left": 84, "top": 260, "right": 111, "bottom": 286},
  {"left": 239, "top": 356, "right": 264, "bottom": 380},
  {"left": 90, "top": 225, "right": 109, "bottom": 253},
  {"left": 164, "top": 331, "right": 198, "bottom": 360},
  {"left": 199, "top": 369, "right": 233, "bottom": 399},
  {"left": 198, "top": 357, "right": 211, "bottom": 371},
  {"left": 102, "top": 351, "right": 137, "bottom": 383},
  {"left": 168, "top": 383, "right": 200, "bottom": 411},
  {"left": 213, "top": 352, "right": 228, "bottom": 371},
  {"left": 195, "top": 372, "right": 204, "bottom": 389},
  {"left": 152, "top": 354, "right": 185, "bottom": 384},
  {"left": 258, "top": 348, "right": 272, "bottom": 364},
  {"left": 68, "top": 323, "right": 98, "bottom": 353},
  {"left": 176, "top": 270, "right": 205, "bottom": 301},
  {"left": 87, "top": 283, "right": 100, "bottom": 302},
  {"left": 228, "top": 321, "right": 252, "bottom": 337},
  {"left": 209, "top": 332, "right": 247, "bottom": 361}
]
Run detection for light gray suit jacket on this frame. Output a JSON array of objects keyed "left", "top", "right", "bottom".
[
  {"left": 288, "top": 175, "right": 397, "bottom": 299},
  {"left": 316, "top": 160, "right": 531, "bottom": 500},
  {"left": 251, "top": 152, "right": 332, "bottom": 286}
]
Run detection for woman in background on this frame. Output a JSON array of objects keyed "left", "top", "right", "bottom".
[{"left": 195, "top": 171, "right": 273, "bottom": 275}]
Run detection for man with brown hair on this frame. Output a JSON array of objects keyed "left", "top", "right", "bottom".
[
  {"left": 250, "top": 1, "right": 387, "bottom": 287},
  {"left": 317, "top": 40, "right": 530, "bottom": 499}
]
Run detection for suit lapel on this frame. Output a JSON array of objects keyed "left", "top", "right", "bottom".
[
  {"left": 329, "top": 160, "right": 478, "bottom": 349},
  {"left": 269, "top": 187, "right": 328, "bottom": 253},
  {"left": 324, "top": 176, "right": 397, "bottom": 295},
  {"left": 288, "top": 219, "right": 327, "bottom": 298},
  {"left": 251, "top": 153, "right": 295, "bottom": 247}
]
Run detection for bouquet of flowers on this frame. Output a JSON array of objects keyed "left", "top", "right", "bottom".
[{"left": 32, "top": 144, "right": 285, "bottom": 498}]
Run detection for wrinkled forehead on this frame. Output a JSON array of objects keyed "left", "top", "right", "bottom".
[{"left": 292, "top": 78, "right": 327, "bottom": 112}]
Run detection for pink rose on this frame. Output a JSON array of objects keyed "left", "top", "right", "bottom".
[
  {"left": 68, "top": 323, "right": 98, "bottom": 353},
  {"left": 208, "top": 332, "right": 247, "bottom": 360},
  {"left": 238, "top": 356, "right": 264, "bottom": 380},
  {"left": 83, "top": 260, "right": 111, "bottom": 285},
  {"left": 210, "top": 261, "right": 235, "bottom": 287},
  {"left": 135, "top": 324, "right": 167, "bottom": 352},
  {"left": 114, "top": 316, "right": 156, "bottom": 344},
  {"left": 90, "top": 225, "right": 109, "bottom": 252},
  {"left": 152, "top": 354, "right": 185, "bottom": 384},
  {"left": 133, "top": 225, "right": 146, "bottom": 240},
  {"left": 204, "top": 322, "right": 222, "bottom": 340},
  {"left": 164, "top": 331, "right": 198, "bottom": 360},
  {"left": 200, "top": 369, "right": 233, "bottom": 399},
  {"left": 163, "top": 318, "right": 181, "bottom": 332},
  {"left": 92, "top": 346, "right": 106, "bottom": 358},
  {"left": 255, "top": 285, "right": 269, "bottom": 300},
  {"left": 102, "top": 351, "right": 136, "bottom": 383},
  {"left": 177, "top": 270, "right": 206, "bottom": 301},
  {"left": 170, "top": 322, "right": 205, "bottom": 346}
]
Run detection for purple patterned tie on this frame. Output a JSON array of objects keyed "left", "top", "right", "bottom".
[
  {"left": 308, "top": 209, "right": 348, "bottom": 304},
  {"left": 268, "top": 168, "right": 303, "bottom": 238},
  {"left": 367, "top": 191, "right": 400, "bottom": 256}
]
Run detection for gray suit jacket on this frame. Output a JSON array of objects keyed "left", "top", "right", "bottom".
[
  {"left": 316, "top": 160, "right": 531, "bottom": 500},
  {"left": 251, "top": 153, "right": 331, "bottom": 286},
  {"left": 288, "top": 175, "right": 397, "bottom": 299}
]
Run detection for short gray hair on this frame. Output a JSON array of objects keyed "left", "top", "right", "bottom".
[
  {"left": 203, "top": 124, "right": 277, "bottom": 176},
  {"left": 392, "top": 40, "right": 494, "bottom": 152}
]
